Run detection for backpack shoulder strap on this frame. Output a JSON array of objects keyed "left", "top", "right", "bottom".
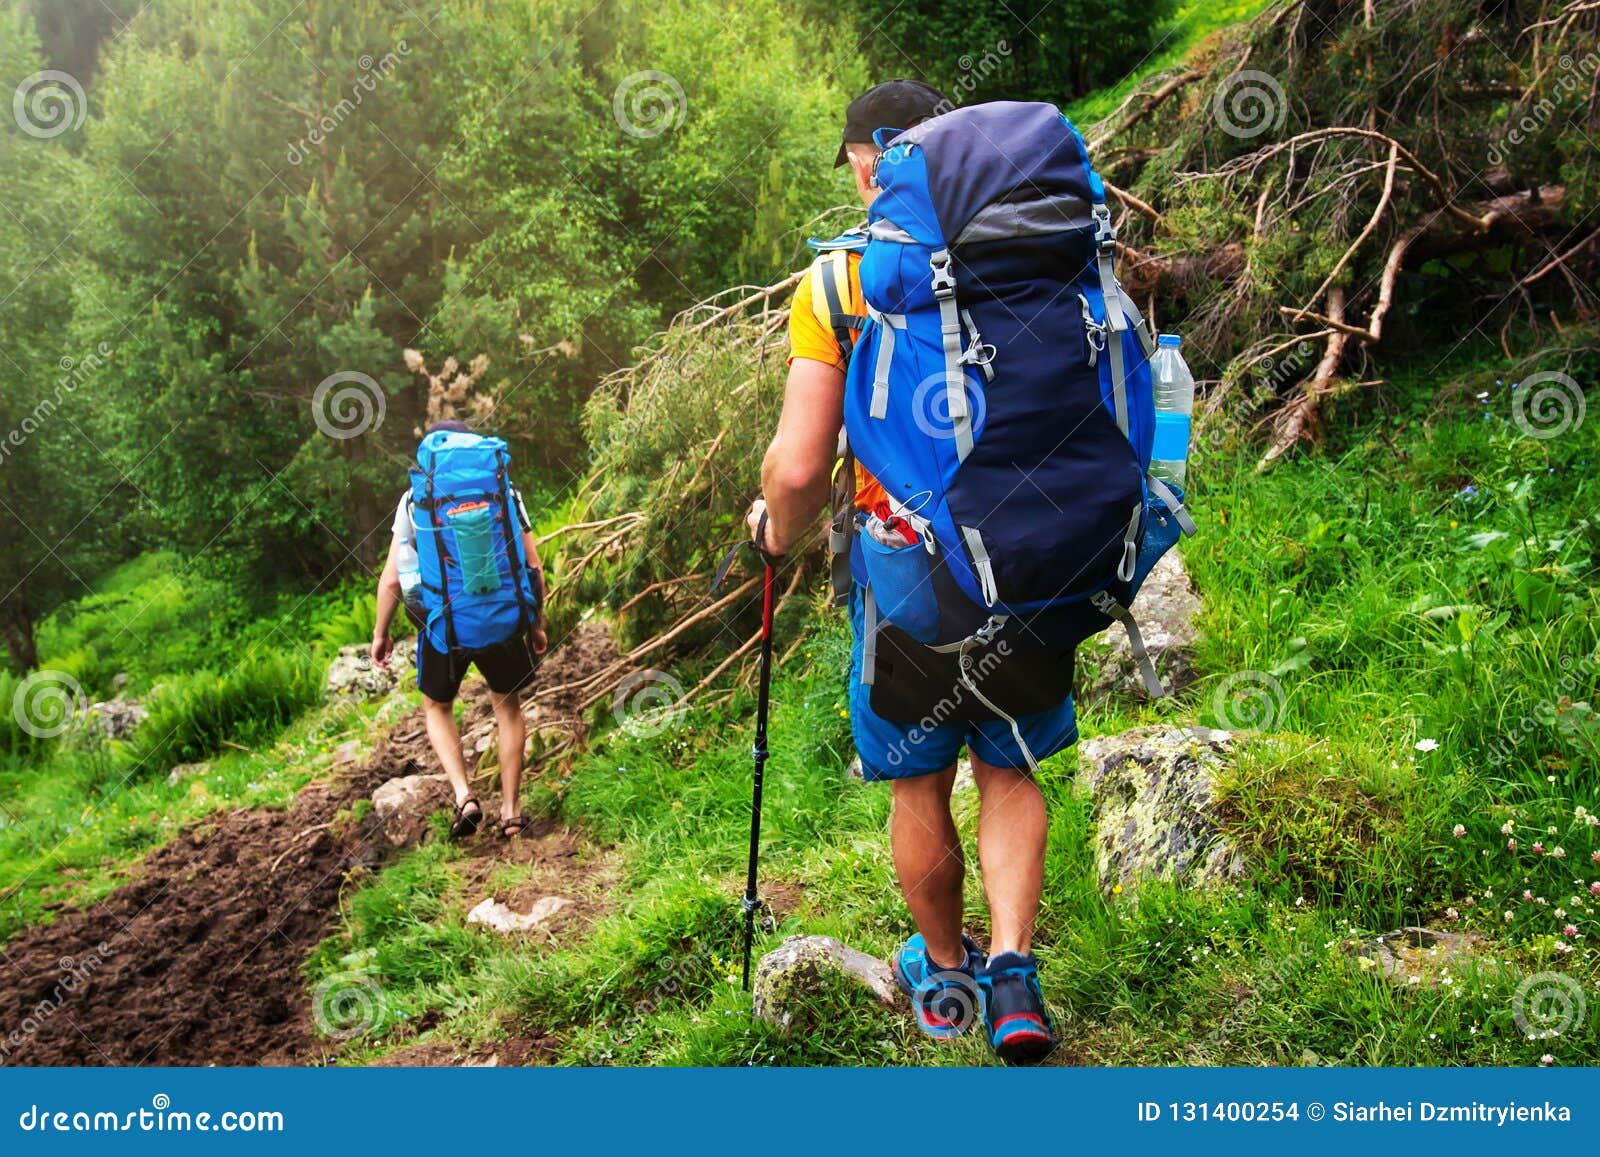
[{"left": 808, "top": 250, "right": 863, "bottom": 368}]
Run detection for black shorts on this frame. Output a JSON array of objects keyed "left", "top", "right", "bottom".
[{"left": 415, "top": 631, "right": 540, "bottom": 703}]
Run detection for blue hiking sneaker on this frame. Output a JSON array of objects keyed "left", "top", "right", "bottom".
[
  {"left": 893, "top": 933, "right": 984, "bottom": 1039},
  {"left": 976, "top": 951, "right": 1056, "bottom": 1064}
]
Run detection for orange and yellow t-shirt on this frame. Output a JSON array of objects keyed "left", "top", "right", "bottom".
[{"left": 787, "top": 251, "right": 886, "bottom": 511}]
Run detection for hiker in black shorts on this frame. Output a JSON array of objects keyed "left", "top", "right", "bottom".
[{"left": 373, "top": 420, "right": 548, "bottom": 840}]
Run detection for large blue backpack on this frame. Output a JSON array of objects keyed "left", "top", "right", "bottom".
[
  {"left": 839, "top": 101, "right": 1197, "bottom": 765},
  {"left": 408, "top": 430, "right": 540, "bottom": 654}
]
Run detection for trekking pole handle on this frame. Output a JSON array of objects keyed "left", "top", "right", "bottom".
[
  {"left": 711, "top": 509, "right": 782, "bottom": 594},
  {"left": 751, "top": 509, "right": 782, "bottom": 570}
]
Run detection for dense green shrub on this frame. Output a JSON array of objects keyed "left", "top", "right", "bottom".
[{"left": 122, "top": 650, "right": 323, "bottom": 773}]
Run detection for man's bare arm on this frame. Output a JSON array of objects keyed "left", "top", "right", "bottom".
[{"left": 750, "top": 356, "right": 846, "bottom": 555}]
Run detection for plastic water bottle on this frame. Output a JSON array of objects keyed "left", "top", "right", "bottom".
[{"left": 1149, "top": 333, "right": 1193, "bottom": 489}]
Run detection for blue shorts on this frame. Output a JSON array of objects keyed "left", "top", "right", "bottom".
[{"left": 847, "top": 589, "right": 1077, "bottom": 782}]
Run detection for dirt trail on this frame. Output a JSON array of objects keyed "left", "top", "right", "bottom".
[{"left": 0, "top": 626, "right": 617, "bottom": 1066}]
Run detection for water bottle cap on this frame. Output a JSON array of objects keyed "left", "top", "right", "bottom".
[{"left": 1157, "top": 333, "right": 1182, "bottom": 348}]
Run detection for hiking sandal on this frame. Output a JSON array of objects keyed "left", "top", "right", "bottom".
[
  {"left": 449, "top": 798, "right": 483, "bottom": 840},
  {"left": 500, "top": 814, "right": 533, "bottom": 840}
]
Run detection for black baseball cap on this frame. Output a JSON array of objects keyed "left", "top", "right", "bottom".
[{"left": 834, "top": 79, "right": 950, "bottom": 167}]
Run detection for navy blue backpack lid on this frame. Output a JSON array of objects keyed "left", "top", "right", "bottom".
[
  {"left": 834, "top": 101, "right": 1198, "bottom": 766},
  {"left": 408, "top": 429, "right": 540, "bottom": 655}
]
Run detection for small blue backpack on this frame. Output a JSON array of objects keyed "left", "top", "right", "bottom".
[
  {"left": 408, "top": 430, "right": 540, "bottom": 654},
  {"left": 838, "top": 101, "right": 1197, "bottom": 764}
]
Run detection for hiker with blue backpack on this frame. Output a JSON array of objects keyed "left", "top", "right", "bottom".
[
  {"left": 373, "top": 420, "right": 548, "bottom": 840},
  {"left": 746, "top": 86, "right": 1195, "bottom": 1064}
]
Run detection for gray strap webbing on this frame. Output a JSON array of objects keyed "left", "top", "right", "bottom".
[
  {"left": 960, "top": 525, "right": 999, "bottom": 606},
  {"left": 1146, "top": 474, "right": 1198, "bottom": 537},
  {"left": 1117, "top": 501, "right": 1141, "bottom": 583},
  {"left": 1092, "top": 590, "right": 1165, "bottom": 697},
  {"left": 828, "top": 428, "right": 856, "bottom": 606},
  {"left": 926, "top": 613, "right": 1008, "bottom": 654},
  {"left": 957, "top": 642, "right": 1040, "bottom": 774},
  {"left": 1121, "top": 292, "right": 1157, "bottom": 358},
  {"left": 959, "top": 309, "right": 995, "bottom": 381},
  {"left": 861, "top": 586, "right": 879, "bottom": 686},
  {"left": 1092, "top": 204, "right": 1129, "bottom": 439},
  {"left": 929, "top": 250, "right": 973, "bottom": 460},
  {"left": 867, "top": 309, "right": 905, "bottom": 419}
]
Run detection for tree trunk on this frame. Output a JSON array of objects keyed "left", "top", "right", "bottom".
[{"left": 1, "top": 599, "right": 38, "bottom": 672}]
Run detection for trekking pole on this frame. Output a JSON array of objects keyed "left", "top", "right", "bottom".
[{"left": 712, "top": 510, "right": 780, "bottom": 992}]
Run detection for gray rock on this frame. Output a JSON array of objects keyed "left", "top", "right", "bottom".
[
  {"left": 1342, "top": 927, "right": 1488, "bottom": 986},
  {"left": 1076, "top": 725, "right": 1246, "bottom": 899},
  {"left": 369, "top": 772, "right": 452, "bottom": 847},
  {"left": 752, "top": 934, "right": 904, "bottom": 1032},
  {"left": 326, "top": 638, "right": 417, "bottom": 701},
  {"left": 166, "top": 761, "right": 210, "bottom": 786},
  {"left": 466, "top": 896, "right": 573, "bottom": 935},
  {"left": 1080, "top": 551, "right": 1201, "bottom": 701},
  {"left": 86, "top": 699, "right": 148, "bottom": 741}
]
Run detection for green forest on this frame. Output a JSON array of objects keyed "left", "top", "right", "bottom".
[{"left": 2, "top": 0, "right": 1599, "bottom": 1069}]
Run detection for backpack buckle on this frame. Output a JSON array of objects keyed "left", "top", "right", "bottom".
[
  {"left": 1091, "top": 203, "right": 1117, "bottom": 251},
  {"left": 929, "top": 249, "right": 957, "bottom": 299}
]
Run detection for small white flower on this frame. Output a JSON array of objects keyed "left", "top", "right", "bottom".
[
  {"left": 1453, "top": 823, "right": 1467, "bottom": 838},
  {"left": 1552, "top": 846, "right": 1567, "bottom": 859},
  {"left": 1415, "top": 738, "right": 1439, "bottom": 753},
  {"left": 1501, "top": 820, "right": 1516, "bottom": 836}
]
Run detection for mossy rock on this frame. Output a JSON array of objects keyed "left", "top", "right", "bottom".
[
  {"left": 1076, "top": 725, "right": 1247, "bottom": 900},
  {"left": 752, "top": 935, "right": 904, "bottom": 1034}
]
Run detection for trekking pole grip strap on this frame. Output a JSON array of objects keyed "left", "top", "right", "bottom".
[{"left": 711, "top": 510, "right": 782, "bottom": 593}]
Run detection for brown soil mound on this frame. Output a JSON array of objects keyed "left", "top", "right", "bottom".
[{"left": 0, "top": 624, "right": 617, "bottom": 1066}]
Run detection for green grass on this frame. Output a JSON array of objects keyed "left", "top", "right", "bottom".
[
  {"left": 1065, "top": 0, "right": 1274, "bottom": 127},
  {"left": 309, "top": 341, "right": 1598, "bottom": 1067}
]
